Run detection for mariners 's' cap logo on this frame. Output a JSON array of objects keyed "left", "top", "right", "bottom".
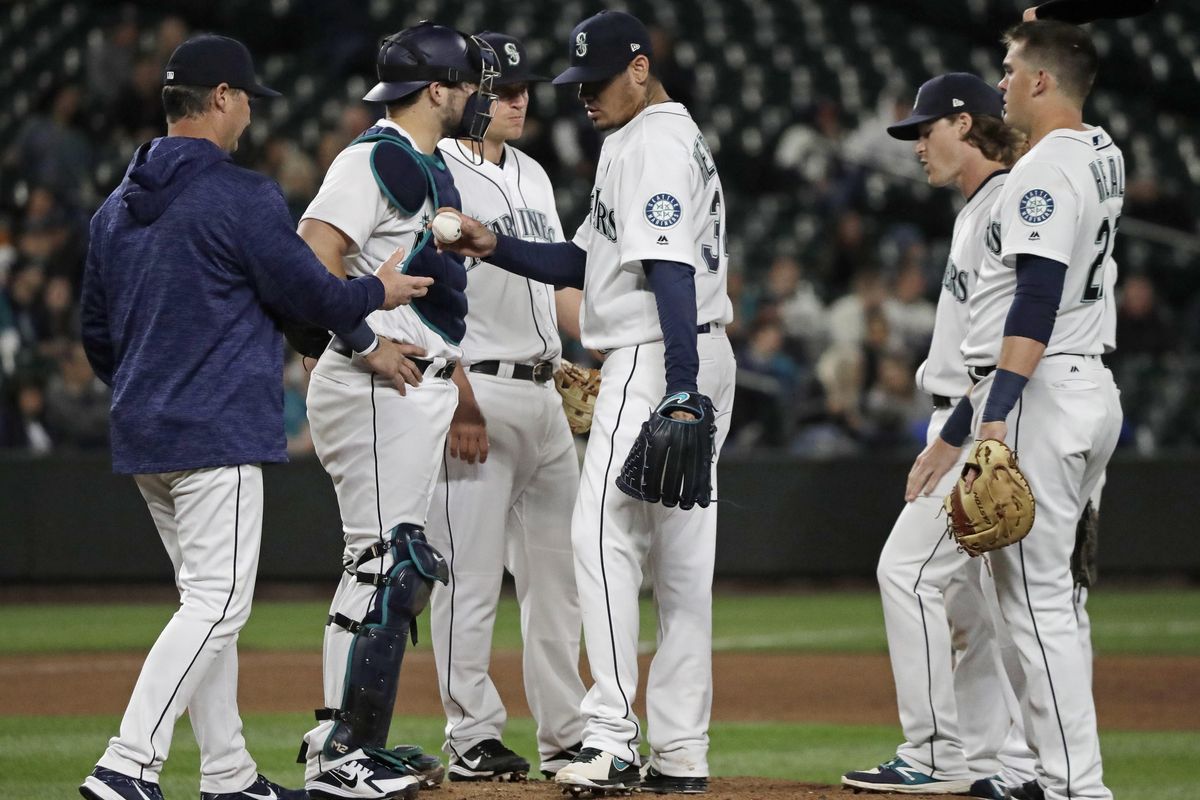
[
  {"left": 575, "top": 32, "right": 588, "bottom": 57},
  {"left": 504, "top": 42, "right": 520, "bottom": 66},
  {"left": 1018, "top": 188, "right": 1055, "bottom": 225},
  {"left": 644, "top": 193, "right": 682, "bottom": 228}
]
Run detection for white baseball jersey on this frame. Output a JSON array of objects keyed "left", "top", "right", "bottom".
[
  {"left": 963, "top": 126, "right": 1124, "bottom": 366},
  {"left": 916, "top": 170, "right": 1008, "bottom": 398},
  {"left": 438, "top": 139, "right": 564, "bottom": 364},
  {"left": 570, "top": 103, "right": 733, "bottom": 350},
  {"left": 302, "top": 118, "right": 462, "bottom": 360}
]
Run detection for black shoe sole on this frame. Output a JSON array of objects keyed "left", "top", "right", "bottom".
[{"left": 449, "top": 770, "right": 529, "bottom": 782}]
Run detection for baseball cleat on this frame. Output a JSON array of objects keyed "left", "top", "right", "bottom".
[
  {"left": 447, "top": 738, "right": 530, "bottom": 782},
  {"left": 967, "top": 774, "right": 1008, "bottom": 799},
  {"left": 841, "top": 756, "right": 972, "bottom": 794},
  {"left": 79, "top": 767, "right": 165, "bottom": 800},
  {"left": 555, "top": 748, "right": 641, "bottom": 793},
  {"left": 638, "top": 765, "right": 708, "bottom": 794},
  {"left": 306, "top": 753, "right": 420, "bottom": 799},
  {"left": 541, "top": 742, "right": 584, "bottom": 779},
  {"left": 201, "top": 773, "right": 309, "bottom": 799},
  {"left": 1004, "top": 780, "right": 1046, "bottom": 800}
]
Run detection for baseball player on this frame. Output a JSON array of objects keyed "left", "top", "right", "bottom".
[
  {"left": 425, "top": 31, "right": 587, "bottom": 782},
  {"left": 293, "top": 22, "right": 499, "bottom": 800},
  {"left": 78, "top": 35, "right": 424, "bottom": 800},
  {"left": 840, "top": 73, "right": 1031, "bottom": 798},
  {"left": 964, "top": 21, "right": 1122, "bottom": 800},
  {"left": 437, "top": 11, "right": 736, "bottom": 795}
]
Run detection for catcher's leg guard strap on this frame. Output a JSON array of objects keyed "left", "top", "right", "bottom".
[{"left": 320, "top": 523, "right": 448, "bottom": 759}]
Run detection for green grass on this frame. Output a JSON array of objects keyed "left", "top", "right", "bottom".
[
  {"left": 3, "top": 588, "right": 1199, "bottom": 655},
  {"left": 2, "top": 713, "right": 1195, "bottom": 800}
]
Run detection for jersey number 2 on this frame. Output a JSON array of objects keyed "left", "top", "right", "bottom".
[
  {"left": 701, "top": 191, "right": 724, "bottom": 274},
  {"left": 1082, "top": 216, "right": 1117, "bottom": 303}
]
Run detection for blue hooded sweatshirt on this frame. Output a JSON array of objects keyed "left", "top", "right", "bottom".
[{"left": 82, "top": 136, "right": 385, "bottom": 474}]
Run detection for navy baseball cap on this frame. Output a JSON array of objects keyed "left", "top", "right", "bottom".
[
  {"left": 163, "top": 35, "right": 280, "bottom": 97},
  {"left": 886, "top": 72, "right": 1002, "bottom": 140},
  {"left": 477, "top": 32, "right": 550, "bottom": 85},
  {"left": 552, "top": 11, "right": 653, "bottom": 85}
]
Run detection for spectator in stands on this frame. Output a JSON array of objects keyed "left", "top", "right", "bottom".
[
  {"left": 7, "top": 86, "right": 94, "bottom": 204},
  {"left": 826, "top": 267, "right": 887, "bottom": 349},
  {"left": 819, "top": 209, "right": 874, "bottom": 293},
  {"left": 861, "top": 349, "right": 926, "bottom": 451},
  {"left": 35, "top": 275, "right": 77, "bottom": 362},
  {"left": 885, "top": 260, "right": 936, "bottom": 357},
  {"left": 794, "top": 343, "right": 864, "bottom": 456},
  {"left": 1114, "top": 273, "right": 1176, "bottom": 364},
  {"left": 743, "top": 254, "right": 827, "bottom": 364},
  {"left": 44, "top": 342, "right": 111, "bottom": 450},
  {"left": 773, "top": 98, "right": 848, "bottom": 203},
  {"left": 86, "top": 4, "right": 139, "bottom": 108},
  {"left": 0, "top": 373, "right": 52, "bottom": 454},
  {"left": 731, "top": 319, "right": 804, "bottom": 448},
  {"left": 18, "top": 187, "right": 87, "bottom": 282},
  {"left": 4, "top": 264, "right": 46, "bottom": 358},
  {"left": 842, "top": 91, "right": 926, "bottom": 182},
  {"left": 112, "top": 57, "right": 168, "bottom": 140}
]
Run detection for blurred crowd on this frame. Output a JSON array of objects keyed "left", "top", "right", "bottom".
[{"left": 3, "top": 2, "right": 1198, "bottom": 457}]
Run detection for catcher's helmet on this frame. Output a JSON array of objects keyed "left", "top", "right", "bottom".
[{"left": 364, "top": 21, "right": 485, "bottom": 103}]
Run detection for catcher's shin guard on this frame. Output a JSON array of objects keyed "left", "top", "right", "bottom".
[{"left": 317, "top": 523, "right": 448, "bottom": 759}]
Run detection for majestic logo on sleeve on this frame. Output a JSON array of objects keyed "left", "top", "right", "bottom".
[
  {"left": 575, "top": 32, "right": 588, "bottom": 57},
  {"left": 644, "top": 193, "right": 682, "bottom": 228},
  {"left": 1018, "top": 189, "right": 1055, "bottom": 225}
]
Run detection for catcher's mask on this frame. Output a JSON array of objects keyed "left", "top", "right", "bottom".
[{"left": 364, "top": 21, "right": 498, "bottom": 143}]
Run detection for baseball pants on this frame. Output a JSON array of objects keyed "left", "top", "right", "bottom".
[
  {"left": 572, "top": 329, "right": 735, "bottom": 778},
  {"left": 973, "top": 354, "right": 1121, "bottom": 800},
  {"left": 302, "top": 348, "right": 458, "bottom": 779},
  {"left": 426, "top": 372, "right": 585, "bottom": 769},
  {"left": 99, "top": 465, "right": 262, "bottom": 794}
]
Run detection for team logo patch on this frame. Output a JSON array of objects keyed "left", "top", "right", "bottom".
[
  {"left": 575, "top": 32, "right": 588, "bottom": 57},
  {"left": 644, "top": 193, "right": 682, "bottom": 228},
  {"left": 504, "top": 42, "right": 520, "bottom": 66},
  {"left": 1018, "top": 189, "right": 1055, "bottom": 225}
]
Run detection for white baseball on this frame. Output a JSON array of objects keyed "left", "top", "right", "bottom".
[{"left": 431, "top": 211, "right": 462, "bottom": 244}]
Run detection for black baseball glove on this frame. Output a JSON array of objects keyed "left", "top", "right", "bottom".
[
  {"left": 280, "top": 318, "right": 333, "bottom": 359},
  {"left": 616, "top": 391, "right": 717, "bottom": 510}
]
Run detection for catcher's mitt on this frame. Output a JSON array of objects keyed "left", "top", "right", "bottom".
[
  {"left": 280, "top": 318, "right": 333, "bottom": 359},
  {"left": 1071, "top": 499, "right": 1100, "bottom": 588},
  {"left": 554, "top": 359, "right": 601, "bottom": 435},
  {"left": 943, "top": 438, "right": 1036, "bottom": 557},
  {"left": 616, "top": 391, "right": 716, "bottom": 510}
]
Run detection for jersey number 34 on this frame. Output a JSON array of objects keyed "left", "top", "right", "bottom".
[{"left": 701, "top": 190, "right": 726, "bottom": 274}]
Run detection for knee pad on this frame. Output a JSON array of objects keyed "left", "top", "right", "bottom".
[{"left": 313, "top": 523, "right": 448, "bottom": 759}]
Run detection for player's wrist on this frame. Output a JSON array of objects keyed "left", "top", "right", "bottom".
[{"left": 981, "top": 369, "right": 1028, "bottom": 423}]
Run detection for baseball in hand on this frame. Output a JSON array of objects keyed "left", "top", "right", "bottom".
[{"left": 431, "top": 211, "right": 462, "bottom": 244}]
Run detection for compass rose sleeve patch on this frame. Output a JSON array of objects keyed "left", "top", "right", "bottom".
[
  {"left": 1018, "top": 188, "right": 1055, "bottom": 225},
  {"left": 644, "top": 193, "right": 682, "bottom": 228}
]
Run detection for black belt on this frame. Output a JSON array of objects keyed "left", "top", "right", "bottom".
[
  {"left": 697, "top": 322, "right": 721, "bottom": 333},
  {"left": 328, "top": 338, "right": 456, "bottom": 380},
  {"left": 932, "top": 394, "right": 953, "bottom": 409},
  {"left": 967, "top": 365, "right": 996, "bottom": 385},
  {"left": 470, "top": 360, "right": 555, "bottom": 383}
]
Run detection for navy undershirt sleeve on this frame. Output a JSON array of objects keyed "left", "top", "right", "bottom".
[
  {"left": 489, "top": 235, "right": 586, "bottom": 289},
  {"left": 644, "top": 259, "right": 699, "bottom": 394},
  {"left": 938, "top": 397, "right": 974, "bottom": 446},
  {"left": 1003, "top": 253, "right": 1067, "bottom": 344}
]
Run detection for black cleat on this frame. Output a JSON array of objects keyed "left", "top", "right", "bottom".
[{"left": 448, "top": 738, "right": 530, "bottom": 782}]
